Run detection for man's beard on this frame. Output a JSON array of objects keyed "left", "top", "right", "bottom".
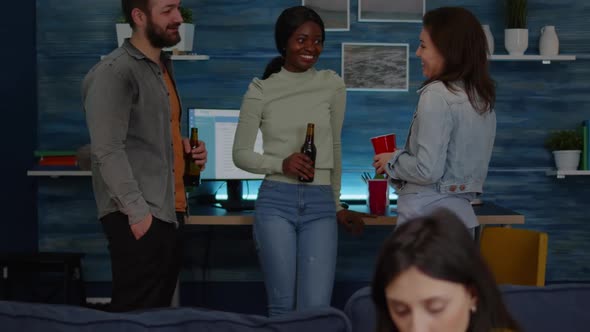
[{"left": 146, "top": 17, "right": 181, "bottom": 49}]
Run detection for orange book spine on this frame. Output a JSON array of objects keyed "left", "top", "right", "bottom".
[{"left": 38, "top": 156, "right": 78, "bottom": 166}]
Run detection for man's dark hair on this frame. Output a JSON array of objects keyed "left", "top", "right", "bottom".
[{"left": 122, "top": 0, "right": 151, "bottom": 29}]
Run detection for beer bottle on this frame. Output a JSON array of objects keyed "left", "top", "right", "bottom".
[
  {"left": 184, "top": 127, "right": 201, "bottom": 186},
  {"left": 299, "top": 123, "right": 316, "bottom": 183}
]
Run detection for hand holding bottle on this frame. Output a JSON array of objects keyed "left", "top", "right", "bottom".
[
  {"left": 282, "top": 153, "right": 314, "bottom": 180},
  {"left": 183, "top": 138, "right": 208, "bottom": 170},
  {"left": 183, "top": 127, "right": 208, "bottom": 187}
]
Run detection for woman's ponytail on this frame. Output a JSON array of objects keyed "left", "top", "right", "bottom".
[{"left": 262, "top": 56, "right": 285, "bottom": 79}]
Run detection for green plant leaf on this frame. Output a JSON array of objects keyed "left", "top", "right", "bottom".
[
  {"left": 544, "top": 130, "right": 583, "bottom": 151},
  {"left": 117, "top": 7, "right": 193, "bottom": 24},
  {"left": 505, "top": 0, "right": 527, "bottom": 29},
  {"left": 180, "top": 7, "right": 193, "bottom": 24}
]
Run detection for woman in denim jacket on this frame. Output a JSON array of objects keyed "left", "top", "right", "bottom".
[{"left": 373, "top": 7, "right": 496, "bottom": 231}]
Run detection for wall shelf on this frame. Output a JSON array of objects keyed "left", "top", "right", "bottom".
[
  {"left": 170, "top": 54, "right": 209, "bottom": 60},
  {"left": 27, "top": 170, "right": 91, "bottom": 178},
  {"left": 546, "top": 170, "right": 590, "bottom": 179},
  {"left": 489, "top": 54, "right": 576, "bottom": 64},
  {"left": 100, "top": 54, "right": 209, "bottom": 61}
]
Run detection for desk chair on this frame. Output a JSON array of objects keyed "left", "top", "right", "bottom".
[{"left": 480, "top": 227, "right": 548, "bottom": 286}]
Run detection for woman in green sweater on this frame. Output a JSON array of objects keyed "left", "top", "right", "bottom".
[{"left": 233, "top": 6, "right": 365, "bottom": 316}]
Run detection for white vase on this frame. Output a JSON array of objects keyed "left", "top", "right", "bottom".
[
  {"left": 539, "top": 25, "right": 559, "bottom": 56},
  {"left": 482, "top": 25, "right": 495, "bottom": 55},
  {"left": 553, "top": 150, "right": 581, "bottom": 171},
  {"left": 116, "top": 23, "right": 132, "bottom": 47},
  {"left": 504, "top": 28, "right": 529, "bottom": 56}
]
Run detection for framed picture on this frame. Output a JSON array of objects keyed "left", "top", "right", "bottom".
[
  {"left": 342, "top": 43, "right": 409, "bottom": 92},
  {"left": 302, "top": 0, "right": 350, "bottom": 31},
  {"left": 358, "top": 0, "right": 425, "bottom": 23}
]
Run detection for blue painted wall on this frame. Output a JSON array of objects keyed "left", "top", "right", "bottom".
[
  {"left": 0, "top": 1, "right": 37, "bottom": 253},
  {"left": 35, "top": 0, "right": 590, "bottom": 283}
]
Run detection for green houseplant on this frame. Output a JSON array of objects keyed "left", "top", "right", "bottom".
[
  {"left": 116, "top": 7, "right": 195, "bottom": 52},
  {"left": 117, "top": 7, "right": 193, "bottom": 24},
  {"left": 505, "top": 0, "right": 527, "bottom": 29},
  {"left": 179, "top": 7, "right": 193, "bottom": 24},
  {"left": 544, "top": 130, "right": 583, "bottom": 151},
  {"left": 504, "top": 0, "right": 528, "bottom": 55},
  {"left": 544, "top": 130, "right": 583, "bottom": 171}
]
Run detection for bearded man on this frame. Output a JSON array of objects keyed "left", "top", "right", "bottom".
[{"left": 82, "top": 0, "right": 207, "bottom": 312}]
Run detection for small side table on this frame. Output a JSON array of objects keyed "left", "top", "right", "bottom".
[{"left": 0, "top": 252, "right": 86, "bottom": 305}]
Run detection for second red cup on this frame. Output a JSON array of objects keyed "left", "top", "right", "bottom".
[
  {"left": 371, "top": 133, "right": 396, "bottom": 154},
  {"left": 367, "top": 179, "right": 389, "bottom": 215}
]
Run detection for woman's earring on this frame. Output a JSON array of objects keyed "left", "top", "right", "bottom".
[{"left": 470, "top": 305, "right": 477, "bottom": 313}]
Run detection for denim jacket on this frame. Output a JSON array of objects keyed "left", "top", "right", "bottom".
[{"left": 386, "top": 81, "right": 496, "bottom": 195}]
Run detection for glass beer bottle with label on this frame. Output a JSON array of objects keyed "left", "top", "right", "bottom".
[
  {"left": 184, "top": 127, "right": 201, "bottom": 187},
  {"left": 299, "top": 123, "right": 316, "bottom": 183}
]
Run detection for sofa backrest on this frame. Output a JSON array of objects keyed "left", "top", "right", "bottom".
[
  {"left": 0, "top": 301, "right": 351, "bottom": 332},
  {"left": 344, "top": 284, "right": 590, "bottom": 332},
  {"left": 501, "top": 284, "right": 590, "bottom": 331},
  {"left": 343, "top": 287, "right": 377, "bottom": 332}
]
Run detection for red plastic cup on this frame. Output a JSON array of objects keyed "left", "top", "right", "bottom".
[
  {"left": 367, "top": 179, "right": 389, "bottom": 215},
  {"left": 371, "top": 133, "right": 396, "bottom": 154}
]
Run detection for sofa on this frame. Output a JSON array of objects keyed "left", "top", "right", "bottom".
[
  {"left": 344, "top": 283, "right": 590, "bottom": 332},
  {"left": 4, "top": 283, "right": 589, "bottom": 331},
  {"left": 0, "top": 301, "right": 351, "bottom": 332}
]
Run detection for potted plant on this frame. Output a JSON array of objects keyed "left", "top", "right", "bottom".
[
  {"left": 544, "top": 129, "right": 583, "bottom": 170},
  {"left": 116, "top": 7, "right": 194, "bottom": 52},
  {"left": 504, "top": 0, "right": 528, "bottom": 55}
]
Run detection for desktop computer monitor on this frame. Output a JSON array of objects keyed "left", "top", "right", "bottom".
[{"left": 187, "top": 108, "right": 264, "bottom": 211}]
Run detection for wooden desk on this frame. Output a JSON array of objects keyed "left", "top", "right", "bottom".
[{"left": 187, "top": 201, "right": 524, "bottom": 226}]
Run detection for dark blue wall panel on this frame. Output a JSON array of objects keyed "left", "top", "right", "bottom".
[
  {"left": 0, "top": 1, "right": 37, "bottom": 253},
  {"left": 35, "top": 0, "right": 590, "bottom": 282}
]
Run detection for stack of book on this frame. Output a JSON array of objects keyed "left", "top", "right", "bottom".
[{"left": 35, "top": 150, "right": 78, "bottom": 167}]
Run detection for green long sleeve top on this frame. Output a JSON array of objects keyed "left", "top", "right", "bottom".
[{"left": 232, "top": 67, "right": 346, "bottom": 210}]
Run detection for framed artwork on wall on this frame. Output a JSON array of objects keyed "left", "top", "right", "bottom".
[
  {"left": 342, "top": 42, "right": 409, "bottom": 92},
  {"left": 302, "top": 0, "right": 350, "bottom": 31},
  {"left": 358, "top": 0, "right": 425, "bottom": 23}
]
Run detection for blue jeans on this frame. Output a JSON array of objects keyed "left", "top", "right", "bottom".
[{"left": 254, "top": 180, "right": 337, "bottom": 316}]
